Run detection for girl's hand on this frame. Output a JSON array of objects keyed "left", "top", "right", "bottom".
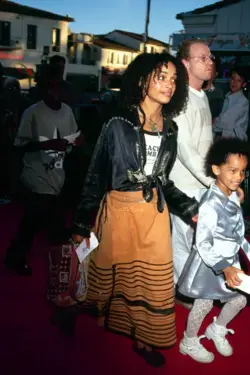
[{"left": 223, "top": 266, "right": 244, "bottom": 289}]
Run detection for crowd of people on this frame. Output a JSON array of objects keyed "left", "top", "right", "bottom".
[{"left": 1, "top": 40, "right": 250, "bottom": 368}]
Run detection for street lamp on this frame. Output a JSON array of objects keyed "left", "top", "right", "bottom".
[{"left": 143, "top": 0, "right": 151, "bottom": 53}]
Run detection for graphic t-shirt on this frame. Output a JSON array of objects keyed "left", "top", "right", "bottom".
[
  {"left": 14, "top": 101, "right": 78, "bottom": 195},
  {"left": 144, "top": 131, "right": 162, "bottom": 176}
]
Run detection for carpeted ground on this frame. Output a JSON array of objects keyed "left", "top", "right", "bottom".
[{"left": 1, "top": 203, "right": 250, "bottom": 375}]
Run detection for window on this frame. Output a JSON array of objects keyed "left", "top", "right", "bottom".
[
  {"left": 0, "top": 21, "right": 10, "bottom": 46},
  {"left": 123, "top": 55, "right": 128, "bottom": 65},
  {"left": 110, "top": 52, "right": 114, "bottom": 64},
  {"left": 81, "top": 44, "right": 91, "bottom": 65},
  {"left": 151, "top": 46, "right": 154, "bottom": 53},
  {"left": 117, "top": 54, "right": 120, "bottom": 64},
  {"left": 27, "top": 25, "right": 37, "bottom": 50},
  {"left": 52, "top": 28, "right": 61, "bottom": 52}
]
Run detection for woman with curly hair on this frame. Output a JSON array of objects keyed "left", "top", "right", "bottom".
[{"left": 72, "top": 53, "right": 198, "bottom": 367}]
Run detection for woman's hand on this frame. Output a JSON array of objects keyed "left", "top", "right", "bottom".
[
  {"left": 72, "top": 234, "right": 90, "bottom": 248},
  {"left": 73, "top": 133, "right": 85, "bottom": 147},
  {"left": 223, "top": 266, "right": 244, "bottom": 289}
]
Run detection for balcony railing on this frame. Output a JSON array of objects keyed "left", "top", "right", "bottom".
[{"left": 0, "top": 39, "right": 22, "bottom": 49}]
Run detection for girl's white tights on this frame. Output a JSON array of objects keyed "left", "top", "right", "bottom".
[{"left": 186, "top": 295, "right": 247, "bottom": 338}]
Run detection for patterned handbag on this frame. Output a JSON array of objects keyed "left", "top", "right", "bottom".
[{"left": 47, "top": 241, "right": 90, "bottom": 307}]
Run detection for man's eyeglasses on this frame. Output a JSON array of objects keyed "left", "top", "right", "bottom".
[{"left": 189, "top": 55, "right": 216, "bottom": 63}]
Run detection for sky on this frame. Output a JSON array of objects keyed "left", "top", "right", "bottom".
[{"left": 17, "top": 0, "right": 216, "bottom": 43}]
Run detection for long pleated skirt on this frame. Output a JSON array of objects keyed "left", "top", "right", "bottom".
[{"left": 85, "top": 189, "right": 176, "bottom": 348}]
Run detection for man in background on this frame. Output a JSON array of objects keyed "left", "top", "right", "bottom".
[
  {"left": 30, "top": 55, "right": 78, "bottom": 107},
  {"left": 5, "top": 78, "right": 81, "bottom": 276},
  {"left": 170, "top": 40, "right": 214, "bottom": 307}
]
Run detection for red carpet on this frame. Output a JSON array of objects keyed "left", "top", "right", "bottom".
[{"left": 0, "top": 203, "right": 250, "bottom": 375}]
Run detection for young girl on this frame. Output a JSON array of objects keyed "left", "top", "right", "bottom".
[
  {"left": 72, "top": 53, "right": 198, "bottom": 367},
  {"left": 178, "top": 137, "right": 250, "bottom": 363}
]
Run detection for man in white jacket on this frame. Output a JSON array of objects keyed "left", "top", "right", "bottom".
[{"left": 170, "top": 40, "right": 215, "bottom": 293}]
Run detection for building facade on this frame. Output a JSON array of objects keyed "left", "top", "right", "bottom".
[
  {"left": 67, "top": 32, "right": 138, "bottom": 90},
  {"left": 93, "top": 35, "right": 139, "bottom": 89},
  {"left": 0, "top": 1, "right": 99, "bottom": 89},
  {"left": 172, "top": 0, "right": 250, "bottom": 76},
  {"left": 106, "top": 29, "right": 169, "bottom": 54},
  {"left": 68, "top": 29, "right": 169, "bottom": 90},
  {"left": 0, "top": 2, "right": 169, "bottom": 91}
]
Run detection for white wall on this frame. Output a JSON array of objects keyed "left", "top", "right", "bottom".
[
  {"left": 0, "top": 12, "right": 100, "bottom": 88},
  {"left": 106, "top": 31, "right": 141, "bottom": 51},
  {"left": 0, "top": 11, "right": 69, "bottom": 68},
  {"left": 99, "top": 48, "right": 137, "bottom": 69},
  {"left": 181, "top": 0, "right": 250, "bottom": 34},
  {"left": 67, "top": 63, "right": 98, "bottom": 75}
]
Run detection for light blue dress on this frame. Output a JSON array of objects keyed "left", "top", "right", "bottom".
[{"left": 178, "top": 183, "right": 250, "bottom": 300}]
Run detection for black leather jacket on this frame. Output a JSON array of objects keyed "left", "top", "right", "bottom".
[{"left": 73, "top": 108, "right": 198, "bottom": 237}]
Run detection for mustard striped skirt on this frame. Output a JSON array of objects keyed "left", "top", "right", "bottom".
[{"left": 85, "top": 189, "right": 176, "bottom": 348}]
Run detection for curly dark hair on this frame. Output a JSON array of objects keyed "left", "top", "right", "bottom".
[
  {"left": 205, "top": 137, "right": 249, "bottom": 178},
  {"left": 119, "top": 52, "right": 188, "bottom": 119}
]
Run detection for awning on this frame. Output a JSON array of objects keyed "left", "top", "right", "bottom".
[
  {"left": 172, "top": 33, "right": 250, "bottom": 52},
  {"left": 0, "top": 48, "right": 24, "bottom": 60}
]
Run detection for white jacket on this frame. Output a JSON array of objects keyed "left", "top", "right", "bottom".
[
  {"left": 214, "top": 90, "right": 249, "bottom": 141},
  {"left": 170, "top": 87, "right": 213, "bottom": 190}
]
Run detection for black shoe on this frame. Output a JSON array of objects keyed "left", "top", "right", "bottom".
[
  {"left": 132, "top": 343, "right": 166, "bottom": 367},
  {"left": 4, "top": 258, "right": 32, "bottom": 276}
]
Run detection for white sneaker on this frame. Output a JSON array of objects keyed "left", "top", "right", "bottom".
[
  {"left": 205, "top": 317, "right": 234, "bottom": 356},
  {"left": 179, "top": 332, "right": 215, "bottom": 363}
]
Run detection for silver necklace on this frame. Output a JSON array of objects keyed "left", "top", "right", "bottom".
[{"left": 146, "top": 116, "right": 162, "bottom": 138}]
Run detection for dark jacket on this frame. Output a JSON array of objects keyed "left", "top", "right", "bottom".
[{"left": 73, "top": 107, "right": 198, "bottom": 237}]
